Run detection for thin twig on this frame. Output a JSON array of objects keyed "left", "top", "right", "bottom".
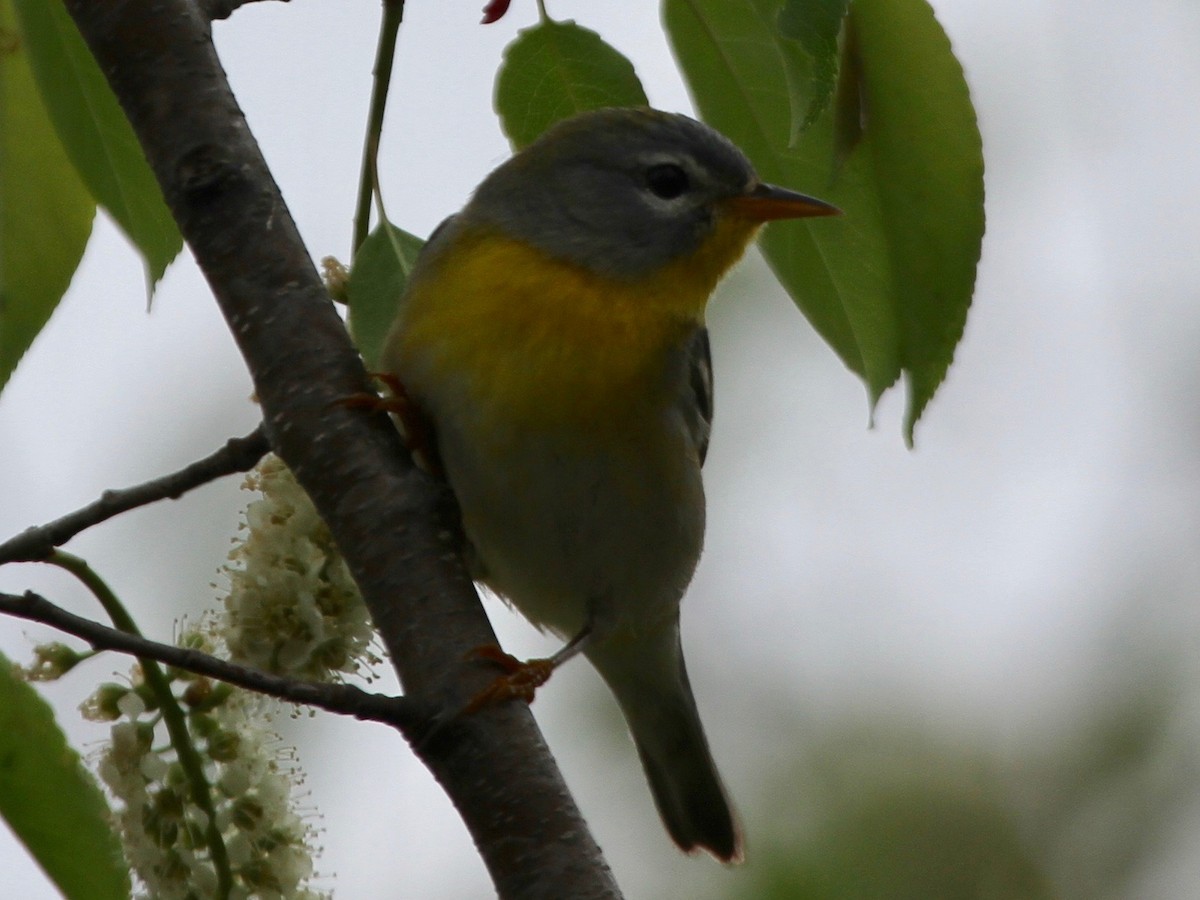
[
  {"left": 352, "top": 0, "right": 406, "bottom": 255},
  {"left": 0, "top": 425, "right": 270, "bottom": 564},
  {"left": 0, "top": 589, "right": 432, "bottom": 733}
]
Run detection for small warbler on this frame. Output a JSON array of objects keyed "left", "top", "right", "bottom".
[{"left": 381, "top": 107, "right": 837, "bottom": 861}]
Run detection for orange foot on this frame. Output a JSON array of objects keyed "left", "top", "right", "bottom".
[
  {"left": 464, "top": 645, "right": 556, "bottom": 713},
  {"left": 340, "top": 372, "right": 442, "bottom": 476}
]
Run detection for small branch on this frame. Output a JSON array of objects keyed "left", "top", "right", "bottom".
[
  {"left": 0, "top": 425, "right": 270, "bottom": 564},
  {"left": 0, "top": 589, "right": 433, "bottom": 733},
  {"left": 199, "top": 0, "right": 287, "bottom": 21}
]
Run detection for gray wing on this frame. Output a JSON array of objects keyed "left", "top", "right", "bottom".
[{"left": 684, "top": 326, "right": 714, "bottom": 467}]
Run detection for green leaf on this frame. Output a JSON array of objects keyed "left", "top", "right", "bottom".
[
  {"left": 850, "top": 0, "right": 984, "bottom": 437},
  {"left": 0, "top": 652, "right": 130, "bottom": 900},
  {"left": 495, "top": 18, "right": 649, "bottom": 149},
  {"left": 777, "top": 0, "right": 849, "bottom": 133},
  {"left": 11, "top": 0, "right": 181, "bottom": 291},
  {"left": 347, "top": 221, "right": 425, "bottom": 370},
  {"left": 666, "top": 0, "right": 899, "bottom": 408},
  {"left": 0, "top": 1, "right": 95, "bottom": 394},
  {"left": 665, "top": 0, "right": 983, "bottom": 443}
]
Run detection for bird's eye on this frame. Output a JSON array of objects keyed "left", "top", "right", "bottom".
[{"left": 645, "top": 163, "right": 690, "bottom": 200}]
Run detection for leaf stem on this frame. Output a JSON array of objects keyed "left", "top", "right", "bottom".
[{"left": 44, "top": 551, "right": 234, "bottom": 900}]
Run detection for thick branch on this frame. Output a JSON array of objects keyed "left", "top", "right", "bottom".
[
  {"left": 60, "top": 3, "right": 619, "bottom": 897},
  {"left": 199, "top": 0, "right": 287, "bottom": 21},
  {"left": 0, "top": 427, "right": 270, "bottom": 564},
  {"left": 0, "top": 590, "right": 431, "bottom": 731}
]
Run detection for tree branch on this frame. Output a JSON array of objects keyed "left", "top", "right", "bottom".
[
  {"left": 0, "top": 426, "right": 270, "bottom": 564},
  {"left": 60, "top": 3, "right": 619, "bottom": 897},
  {"left": 0, "top": 590, "right": 433, "bottom": 732},
  {"left": 198, "top": 0, "right": 287, "bottom": 22}
]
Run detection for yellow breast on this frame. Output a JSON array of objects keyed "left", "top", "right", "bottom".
[{"left": 391, "top": 219, "right": 760, "bottom": 431}]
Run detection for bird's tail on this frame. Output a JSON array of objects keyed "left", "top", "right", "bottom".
[{"left": 588, "top": 626, "right": 742, "bottom": 863}]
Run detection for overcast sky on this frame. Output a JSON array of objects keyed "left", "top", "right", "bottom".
[{"left": 2, "top": 1, "right": 1199, "bottom": 897}]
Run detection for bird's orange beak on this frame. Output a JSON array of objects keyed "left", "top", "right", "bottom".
[{"left": 725, "top": 183, "right": 841, "bottom": 222}]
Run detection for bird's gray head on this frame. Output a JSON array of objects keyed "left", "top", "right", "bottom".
[{"left": 465, "top": 108, "right": 762, "bottom": 280}]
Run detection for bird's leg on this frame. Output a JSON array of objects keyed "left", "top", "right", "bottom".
[
  {"left": 464, "top": 625, "right": 595, "bottom": 713},
  {"left": 339, "top": 372, "right": 442, "bottom": 476}
]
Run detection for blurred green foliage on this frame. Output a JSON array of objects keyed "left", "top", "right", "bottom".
[{"left": 715, "top": 669, "right": 1192, "bottom": 900}]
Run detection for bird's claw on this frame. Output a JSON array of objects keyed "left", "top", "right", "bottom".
[
  {"left": 337, "top": 373, "right": 442, "bottom": 476},
  {"left": 464, "top": 645, "right": 555, "bottom": 713}
]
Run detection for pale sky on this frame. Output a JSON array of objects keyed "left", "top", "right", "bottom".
[{"left": 2, "top": 1, "right": 1199, "bottom": 897}]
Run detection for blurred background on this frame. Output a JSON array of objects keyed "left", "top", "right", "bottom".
[{"left": 2, "top": 1, "right": 1199, "bottom": 896}]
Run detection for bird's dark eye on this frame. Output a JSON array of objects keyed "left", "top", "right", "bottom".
[{"left": 645, "top": 163, "right": 690, "bottom": 200}]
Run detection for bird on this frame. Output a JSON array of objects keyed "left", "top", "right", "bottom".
[{"left": 379, "top": 107, "right": 837, "bottom": 862}]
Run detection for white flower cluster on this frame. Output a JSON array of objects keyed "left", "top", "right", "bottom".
[
  {"left": 86, "top": 639, "right": 328, "bottom": 900},
  {"left": 222, "top": 455, "right": 380, "bottom": 681},
  {"left": 74, "top": 454, "right": 381, "bottom": 898}
]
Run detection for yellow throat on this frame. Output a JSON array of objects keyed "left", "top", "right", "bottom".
[{"left": 395, "top": 217, "right": 762, "bottom": 429}]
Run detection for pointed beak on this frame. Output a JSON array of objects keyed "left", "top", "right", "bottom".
[{"left": 725, "top": 182, "right": 841, "bottom": 222}]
